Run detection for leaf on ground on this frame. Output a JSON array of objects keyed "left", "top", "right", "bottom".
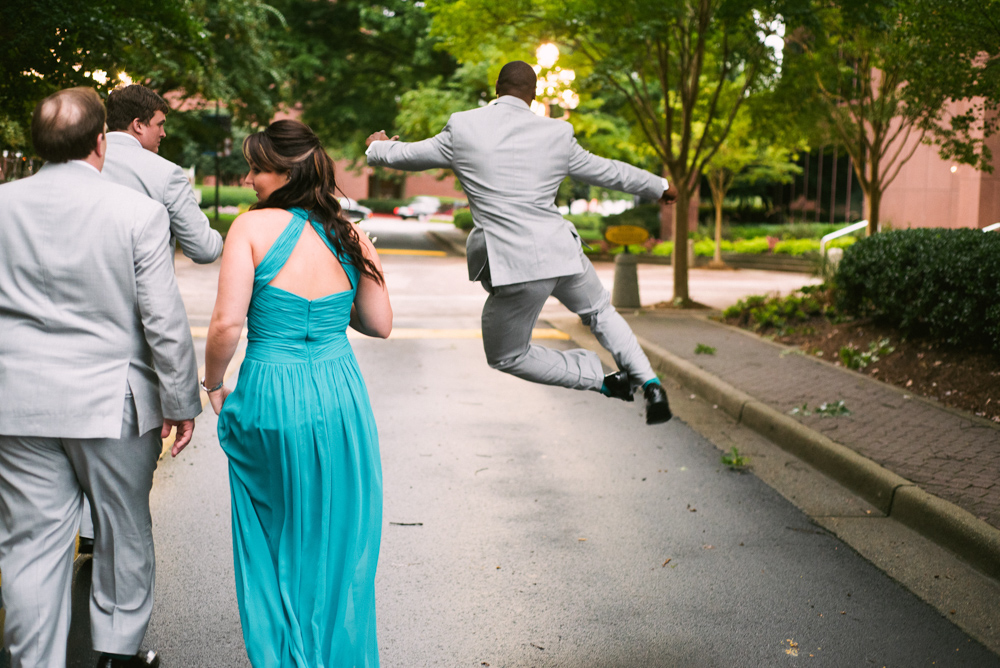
[{"left": 695, "top": 343, "right": 717, "bottom": 355}]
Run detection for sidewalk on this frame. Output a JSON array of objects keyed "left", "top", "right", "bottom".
[{"left": 620, "top": 310, "right": 1000, "bottom": 580}]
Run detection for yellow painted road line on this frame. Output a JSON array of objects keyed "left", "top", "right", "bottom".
[
  {"left": 377, "top": 249, "right": 447, "bottom": 256},
  {"left": 163, "top": 326, "right": 567, "bottom": 454}
]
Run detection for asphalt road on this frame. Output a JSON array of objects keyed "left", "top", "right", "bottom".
[{"left": 17, "top": 220, "right": 998, "bottom": 666}]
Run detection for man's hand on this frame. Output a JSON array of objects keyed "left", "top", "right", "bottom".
[
  {"left": 660, "top": 183, "right": 680, "bottom": 205},
  {"left": 161, "top": 418, "right": 195, "bottom": 457},
  {"left": 365, "top": 130, "right": 399, "bottom": 147}
]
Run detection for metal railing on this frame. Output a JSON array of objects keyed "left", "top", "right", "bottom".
[{"left": 820, "top": 220, "right": 869, "bottom": 259}]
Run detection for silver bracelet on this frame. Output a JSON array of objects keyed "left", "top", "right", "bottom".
[{"left": 200, "top": 378, "right": 224, "bottom": 393}]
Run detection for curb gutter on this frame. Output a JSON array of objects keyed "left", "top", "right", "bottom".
[
  {"left": 427, "top": 230, "right": 468, "bottom": 257},
  {"left": 635, "top": 335, "right": 1000, "bottom": 582}
]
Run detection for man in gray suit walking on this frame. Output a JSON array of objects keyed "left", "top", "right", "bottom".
[
  {"left": 74, "top": 84, "right": 222, "bottom": 555},
  {"left": 366, "top": 61, "right": 677, "bottom": 424},
  {"left": 102, "top": 84, "right": 223, "bottom": 265},
  {"left": 0, "top": 87, "right": 201, "bottom": 667}
]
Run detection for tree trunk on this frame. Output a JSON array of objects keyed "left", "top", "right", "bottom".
[
  {"left": 673, "top": 184, "right": 690, "bottom": 305},
  {"left": 867, "top": 187, "right": 880, "bottom": 236},
  {"left": 713, "top": 195, "right": 723, "bottom": 264}
]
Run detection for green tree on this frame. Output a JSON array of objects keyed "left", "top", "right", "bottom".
[
  {"left": 705, "top": 112, "right": 800, "bottom": 264},
  {"left": 0, "top": 0, "right": 286, "bottom": 151},
  {"left": 429, "top": 0, "right": 792, "bottom": 305},
  {"left": 274, "top": 0, "right": 458, "bottom": 158},
  {"left": 792, "top": 0, "right": 1000, "bottom": 236},
  {"left": 900, "top": 0, "right": 1000, "bottom": 172}
]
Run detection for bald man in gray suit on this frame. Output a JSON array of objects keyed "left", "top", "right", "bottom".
[
  {"left": 0, "top": 87, "right": 199, "bottom": 668},
  {"left": 367, "top": 61, "right": 676, "bottom": 424}
]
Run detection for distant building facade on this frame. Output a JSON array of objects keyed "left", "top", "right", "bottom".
[{"left": 880, "top": 104, "right": 1000, "bottom": 231}]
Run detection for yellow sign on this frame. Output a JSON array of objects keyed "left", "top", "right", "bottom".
[{"left": 605, "top": 224, "right": 649, "bottom": 246}]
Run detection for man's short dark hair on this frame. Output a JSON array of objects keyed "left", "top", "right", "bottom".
[
  {"left": 106, "top": 84, "right": 169, "bottom": 132},
  {"left": 496, "top": 61, "right": 537, "bottom": 100},
  {"left": 31, "top": 88, "right": 106, "bottom": 163}
]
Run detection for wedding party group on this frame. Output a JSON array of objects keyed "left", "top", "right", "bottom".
[{"left": 0, "top": 61, "right": 677, "bottom": 667}]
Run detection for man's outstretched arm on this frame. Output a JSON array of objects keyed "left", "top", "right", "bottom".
[
  {"left": 365, "top": 124, "right": 454, "bottom": 172},
  {"left": 567, "top": 135, "right": 676, "bottom": 203}
]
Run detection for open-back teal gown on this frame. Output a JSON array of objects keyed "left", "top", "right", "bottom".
[{"left": 217, "top": 208, "right": 382, "bottom": 667}]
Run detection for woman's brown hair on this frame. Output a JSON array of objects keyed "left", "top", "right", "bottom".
[{"left": 243, "top": 120, "right": 383, "bottom": 286}]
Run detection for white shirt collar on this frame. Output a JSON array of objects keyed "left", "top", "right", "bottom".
[
  {"left": 108, "top": 131, "right": 143, "bottom": 148},
  {"left": 71, "top": 160, "right": 101, "bottom": 174}
]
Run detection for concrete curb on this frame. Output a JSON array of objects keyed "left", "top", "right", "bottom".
[
  {"left": 426, "top": 230, "right": 467, "bottom": 257},
  {"left": 633, "top": 335, "right": 1000, "bottom": 582},
  {"left": 547, "top": 316, "right": 1000, "bottom": 581}
]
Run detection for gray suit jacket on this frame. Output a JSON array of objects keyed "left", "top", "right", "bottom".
[
  {"left": 103, "top": 132, "right": 223, "bottom": 264},
  {"left": 0, "top": 161, "right": 202, "bottom": 439},
  {"left": 367, "top": 96, "right": 665, "bottom": 286}
]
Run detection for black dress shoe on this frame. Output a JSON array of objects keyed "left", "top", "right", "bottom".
[
  {"left": 644, "top": 383, "right": 673, "bottom": 424},
  {"left": 95, "top": 650, "right": 160, "bottom": 668},
  {"left": 603, "top": 370, "right": 634, "bottom": 402},
  {"left": 78, "top": 536, "right": 94, "bottom": 555}
]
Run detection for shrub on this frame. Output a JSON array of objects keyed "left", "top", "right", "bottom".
[
  {"left": 732, "top": 237, "right": 770, "bottom": 254},
  {"left": 835, "top": 228, "right": 1000, "bottom": 352},
  {"left": 826, "top": 236, "right": 857, "bottom": 250},
  {"left": 196, "top": 185, "right": 257, "bottom": 209},
  {"left": 722, "top": 285, "right": 833, "bottom": 333},
  {"left": 726, "top": 222, "right": 858, "bottom": 241},
  {"left": 651, "top": 241, "right": 674, "bottom": 257},
  {"left": 358, "top": 198, "right": 408, "bottom": 214},
  {"left": 774, "top": 238, "right": 821, "bottom": 256},
  {"left": 453, "top": 208, "right": 474, "bottom": 231},
  {"left": 209, "top": 212, "right": 238, "bottom": 237}
]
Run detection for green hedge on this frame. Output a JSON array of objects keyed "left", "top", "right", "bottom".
[
  {"left": 209, "top": 213, "right": 238, "bottom": 237},
  {"left": 196, "top": 185, "right": 258, "bottom": 209},
  {"left": 835, "top": 228, "right": 1000, "bottom": 352},
  {"left": 453, "top": 209, "right": 474, "bottom": 231}
]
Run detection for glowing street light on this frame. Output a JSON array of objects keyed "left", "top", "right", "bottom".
[{"left": 536, "top": 43, "right": 560, "bottom": 69}]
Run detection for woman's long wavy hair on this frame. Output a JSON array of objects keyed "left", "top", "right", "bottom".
[{"left": 243, "top": 120, "right": 384, "bottom": 286}]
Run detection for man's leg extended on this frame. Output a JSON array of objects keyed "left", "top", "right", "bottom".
[
  {"left": 0, "top": 434, "right": 83, "bottom": 667},
  {"left": 550, "top": 256, "right": 658, "bottom": 390},
  {"left": 481, "top": 276, "right": 605, "bottom": 391},
  {"left": 64, "top": 396, "right": 161, "bottom": 655}
]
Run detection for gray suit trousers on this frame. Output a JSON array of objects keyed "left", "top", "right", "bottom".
[
  {"left": 481, "top": 251, "right": 657, "bottom": 391},
  {"left": 0, "top": 397, "right": 161, "bottom": 665}
]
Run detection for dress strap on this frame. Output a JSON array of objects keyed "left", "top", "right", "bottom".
[
  {"left": 308, "top": 220, "right": 360, "bottom": 290},
  {"left": 252, "top": 209, "right": 308, "bottom": 297}
]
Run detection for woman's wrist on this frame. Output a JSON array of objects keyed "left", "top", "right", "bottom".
[{"left": 200, "top": 377, "right": 224, "bottom": 393}]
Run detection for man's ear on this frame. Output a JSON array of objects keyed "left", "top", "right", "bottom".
[
  {"left": 95, "top": 132, "right": 107, "bottom": 160},
  {"left": 129, "top": 117, "right": 144, "bottom": 134}
]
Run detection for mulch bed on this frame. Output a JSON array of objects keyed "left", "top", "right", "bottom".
[{"left": 738, "top": 317, "right": 1000, "bottom": 423}]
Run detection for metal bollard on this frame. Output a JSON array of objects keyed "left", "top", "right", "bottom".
[{"left": 612, "top": 253, "right": 641, "bottom": 309}]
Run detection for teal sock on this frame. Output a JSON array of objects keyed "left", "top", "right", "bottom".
[
  {"left": 600, "top": 381, "right": 612, "bottom": 396},
  {"left": 105, "top": 654, "right": 133, "bottom": 661},
  {"left": 642, "top": 378, "right": 661, "bottom": 389}
]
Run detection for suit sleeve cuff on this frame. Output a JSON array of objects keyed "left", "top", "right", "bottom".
[
  {"left": 661, "top": 177, "right": 670, "bottom": 193},
  {"left": 365, "top": 141, "right": 383, "bottom": 157}
]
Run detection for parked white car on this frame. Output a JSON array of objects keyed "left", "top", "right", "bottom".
[
  {"left": 394, "top": 196, "right": 440, "bottom": 220},
  {"left": 339, "top": 197, "right": 373, "bottom": 223}
]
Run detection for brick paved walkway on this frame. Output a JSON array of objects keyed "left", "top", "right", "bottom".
[{"left": 625, "top": 312, "right": 1000, "bottom": 530}]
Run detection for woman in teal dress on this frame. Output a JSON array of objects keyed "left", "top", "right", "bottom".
[{"left": 203, "top": 120, "right": 392, "bottom": 667}]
